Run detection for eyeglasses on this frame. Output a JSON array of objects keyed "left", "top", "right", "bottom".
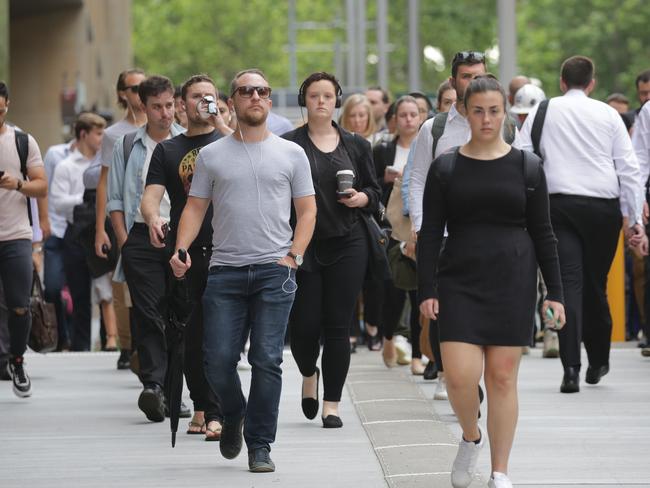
[
  {"left": 231, "top": 85, "right": 272, "bottom": 99},
  {"left": 452, "top": 51, "right": 485, "bottom": 66},
  {"left": 124, "top": 85, "right": 140, "bottom": 93}
]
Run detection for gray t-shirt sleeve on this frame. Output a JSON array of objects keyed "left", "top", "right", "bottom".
[
  {"left": 188, "top": 152, "right": 213, "bottom": 199},
  {"left": 290, "top": 147, "right": 316, "bottom": 198}
]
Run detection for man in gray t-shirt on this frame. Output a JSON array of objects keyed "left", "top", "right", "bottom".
[{"left": 171, "top": 69, "right": 316, "bottom": 473}]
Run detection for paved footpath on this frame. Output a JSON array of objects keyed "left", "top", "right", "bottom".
[{"left": 1, "top": 345, "right": 648, "bottom": 488}]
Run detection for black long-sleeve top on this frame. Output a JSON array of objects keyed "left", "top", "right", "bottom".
[{"left": 417, "top": 148, "right": 564, "bottom": 304}]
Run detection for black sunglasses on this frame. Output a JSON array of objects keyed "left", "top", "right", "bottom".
[
  {"left": 231, "top": 85, "right": 272, "bottom": 99},
  {"left": 452, "top": 51, "right": 485, "bottom": 65},
  {"left": 123, "top": 84, "right": 140, "bottom": 93}
]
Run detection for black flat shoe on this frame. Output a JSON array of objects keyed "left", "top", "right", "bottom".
[
  {"left": 560, "top": 366, "right": 580, "bottom": 393},
  {"left": 322, "top": 415, "right": 343, "bottom": 429},
  {"left": 423, "top": 361, "right": 438, "bottom": 380},
  {"left": 585, "top": 364, "right": 609, "bottom": 385},
  {"left": 366, "top": 333, "right": 382, "bottom": 351},
  {"left": 301, "top": 367, "right": 320, "bottom": 420}
]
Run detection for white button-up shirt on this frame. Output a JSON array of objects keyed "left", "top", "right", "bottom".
[
  {"left": 519, "top": 89, "right": 643, "bottom": 225},
  {"left": 49, "top": 149, "right": 93, "bottom": 237},
  {"left": 632, "top": 101, "right": 650, "bottom": 190},
  {"left": 408, "top": 103, "right": 521, "bottom": 231}
]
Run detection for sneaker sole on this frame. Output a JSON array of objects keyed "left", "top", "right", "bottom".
[
  {"left": 13, "top": 385, "right": 32, "bottom": 398},
  {"left": 249, "top": 463, "right": 275, "bottom": 473},
  {"left": 138, "top": 392, "right": 165, "bottom": 422}
]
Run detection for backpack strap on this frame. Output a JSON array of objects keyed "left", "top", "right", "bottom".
[
  {"left": 432, "top": 146, "right": 459, "bottom": 192},
  {"left": 122, "top": 130, "right": 138, "bottom": 169},
  {"left": 531, "top": 99, "right": 549, "bottom": 158},
  {"left": 504, "top": 114, "right": 517, "bottom": 144},
  {"left": 14, "top": 130, "right": 33, "bottom": 226},
  {"left": 430, "top": 111, "right": 449, "bottom": 160},
  {"left": 522, "top": 149, "right": 543, "bottom": 198}
]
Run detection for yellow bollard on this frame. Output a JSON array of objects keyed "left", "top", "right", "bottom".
[{"left": 607, "top": 231, "right": 626, "bottom": 342}]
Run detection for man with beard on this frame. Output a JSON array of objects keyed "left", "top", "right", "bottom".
[
  {"left": 170, "top": 69, "right": 316, "bottom": 472},
  {"left": 141, "top": 74, "right": 232, "bottom": 439}
]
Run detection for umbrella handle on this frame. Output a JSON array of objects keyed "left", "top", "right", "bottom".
[{"left": 178, "top": 248, "right": 187, "bottom": 263}]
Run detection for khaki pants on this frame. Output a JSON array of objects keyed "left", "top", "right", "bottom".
[{"left": 112, "top": 282, "right": 131, "bottom": 350}]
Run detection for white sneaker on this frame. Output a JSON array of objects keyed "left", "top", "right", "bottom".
[
  {"left": 450, "top": 427, "right": 483, "bottom": 488},
  {"left": 542, "top": 329, "right": 560, "bottom": 358},
  {"left": 488, "top": 472, "right": 513, "bottom": 488},
  {"left": 237, "top": 352, "right": 251, "bottom": 371},
  {"left": 433, "top": 375, "right": 448, "bottom": 400}
]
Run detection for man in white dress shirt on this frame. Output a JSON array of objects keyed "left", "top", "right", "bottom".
[{"left": 519, "top": 55, "right": 646, "bottom": 393}]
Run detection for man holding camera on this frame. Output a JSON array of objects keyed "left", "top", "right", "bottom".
[
  {"left": 140, "top": 74, "right": 231, "bottom": 437},
  {"left": 107, "top": 75, "right": 185, "bottom": 421}
]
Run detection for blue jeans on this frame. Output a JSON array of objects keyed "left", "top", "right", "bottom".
[
  {"left": 202, "top": 263, "right": 296, "bottom": 452},
  {"left": 0, "top": 239, "right": 33, "bottom": 357},
  {"left": 44, "top": 236, "right": 70, "bottom": 347}
]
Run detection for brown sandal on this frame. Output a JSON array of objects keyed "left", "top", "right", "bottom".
[
  {"left": 186, "top": 420, "right": 206, "bottom": 435},
  {"left": 205, "top": 420, "right": 222, "bottom": 441}
]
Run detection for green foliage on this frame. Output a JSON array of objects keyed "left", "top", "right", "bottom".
[{"left": 133, "top": 0, "right": 650, "bottom": 103}]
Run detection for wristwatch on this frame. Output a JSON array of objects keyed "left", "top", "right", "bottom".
[{"left": 288, "top": 251, "right": 303, "bottom": 266}]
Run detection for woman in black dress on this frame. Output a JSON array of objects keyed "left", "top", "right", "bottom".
[
  {"left": 283, "top": 72, "right": 381, "bottom": 428},
  {"left": 417, "top": 75, "right": 565, "bottom": 488}
]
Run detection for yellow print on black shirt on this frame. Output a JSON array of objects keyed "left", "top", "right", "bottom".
[{"left": 179, "top": 148, "right": 201, "bottom": 194}]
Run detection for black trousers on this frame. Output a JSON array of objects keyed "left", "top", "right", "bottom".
[
  {"left": 184, "top": 245, "right": 221, "bottom": 421},
  {"left": 122, "top": 224, "right": 169, "bottom": 387},
  {"left": 290, "top": 222, "right": 368, "bottom": 402},
  {"left": 550, "top": 195, "right": 622, "bottom": 370},
  {"left": 63, "top": 239, "right": 92, "bottom": 351}
]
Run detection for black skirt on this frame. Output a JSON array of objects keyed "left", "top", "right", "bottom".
[{"left": 437, "top": 225, "right": 537, "bottom": 346}]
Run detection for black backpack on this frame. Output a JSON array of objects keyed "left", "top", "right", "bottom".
[
  {"left": 530, "top": 99, "right": 549, "bottom": 159},
  {"left": 433, "top": 146, "right": 543, "bottom": 198},
  {"left": 14, "top": 129, "right": 32, "bottom": 225}
]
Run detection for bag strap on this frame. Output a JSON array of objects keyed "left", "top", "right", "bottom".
[
  {"left": 432, "top": 147, "right": 459, "bottom": 192},
  {"left": 14, "top": 130, "right": 33, "bottom": 226},
  {"left": 522, "top": 149, "right": 543, "bottom": 198},
  {"left": 123, "top": 131, "right": 138, "bottom": 169},
  {"left": 531, "top": 99, "right": 549, "bottom": 158},
  {"left": 430, "top": 111, "right": 449, "bottom": 160},
  {"left": 32, "top": 268, "right": 44, "bottom": 297}
]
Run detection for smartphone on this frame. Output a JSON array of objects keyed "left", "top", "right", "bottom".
[
  {"left": 160, "top": 222, "right": 169, "bottom": 243},
  {"left": 545, "top": 308, "right": 561, "bottom": 330},
  {"left": 385, "top": 165, "right": 400, "bottom": 174},
  {"left": 336, "top": 191, "right": 353, "bottom": 199}
]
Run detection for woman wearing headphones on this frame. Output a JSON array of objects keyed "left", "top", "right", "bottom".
[{"left": 283, "top": 72, "right": 381, "bottom": 428}]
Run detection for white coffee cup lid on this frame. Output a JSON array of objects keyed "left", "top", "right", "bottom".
[{"left": 336, "top": 169, "right": 354, "bottom": 176}]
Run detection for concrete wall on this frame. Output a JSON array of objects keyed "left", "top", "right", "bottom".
[{"left": 9, "top": 0, "right": 132, "bottom": 150}]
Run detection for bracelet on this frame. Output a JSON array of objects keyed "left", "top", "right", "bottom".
[{"left": 32, "top": 246, "right": 43, "bottom": 254}]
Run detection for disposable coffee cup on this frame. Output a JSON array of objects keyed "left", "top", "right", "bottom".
[{"left": 336, "top": 169, "right": 355, "bottom": 194}]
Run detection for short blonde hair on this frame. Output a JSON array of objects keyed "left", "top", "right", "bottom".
[
  {"left": 339, "top": 94, "right": 376, "bottom": 138},
  {"left": 74, "top": 112, "right": 106, "bottom": 139}
]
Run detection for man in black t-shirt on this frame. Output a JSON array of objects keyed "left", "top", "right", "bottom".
[{"left": 141, "top": 74, "right": 232, "bottom": 438}]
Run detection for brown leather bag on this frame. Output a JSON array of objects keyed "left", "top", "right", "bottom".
[{"left": 29, "top": 270, "right": 58, "bottom": 353}]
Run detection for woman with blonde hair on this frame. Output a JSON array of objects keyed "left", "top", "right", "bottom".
[{"left": 339, "top": 94, "right": 377, "bottom": 143}]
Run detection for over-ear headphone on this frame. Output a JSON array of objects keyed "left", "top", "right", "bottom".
[{"left": 298, "top": 72, "right": 343, "bottom": 108}]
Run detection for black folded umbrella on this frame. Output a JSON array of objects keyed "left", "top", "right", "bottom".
[{"left": 167, "top": 249, "right": 194, "bottom": 448}]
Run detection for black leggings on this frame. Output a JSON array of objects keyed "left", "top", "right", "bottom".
[
  {"left": 290, "top": 222, "right": 368, "bottom": 402},
  {"left": 382, "top": 285, "right": 421, "bottom": 359}
]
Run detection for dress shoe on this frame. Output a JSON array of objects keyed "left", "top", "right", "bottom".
[
  {"left": 560, "top": 367, "right": 580, "bottom": 393},
  {"left": 423, "top": 361, "right": 438, "bottom": 380},
  {"left": 116, "top": 349, "right": 131, "bottom": 370},
  {"left": 585, "top": 364, "right": 609, "bottom": 385},
  {"left": 301, "top": 367, "right": 319, "bottom": 420},
  {"left": 138, "top": 384, "right": 165, "bottom": 422},
  {"left": 322, "top": 415, "right": 343, "bottom": 428}
]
